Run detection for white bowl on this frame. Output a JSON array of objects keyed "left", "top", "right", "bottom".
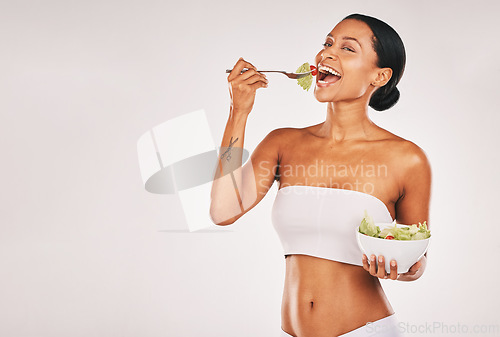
[{"left": 356, "top": 223, "right": 431, "bottom": 274}]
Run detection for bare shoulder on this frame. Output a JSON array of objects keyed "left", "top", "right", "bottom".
[
  {"left": 382, "top": 137, "right": 431, "bottom": 192},
  {"left": 400, "top": 140, "right": 431, "bottom": 168},
  {"left": 260, "top": 126, "right": 307, "bottom": 145},
  {"left": 252, "top": 127, "right": 304, "bottom": 159},
  {"left": 377, "top": 129, "right": 429, "bottom": 163},
  {"left": 371, "top": 128, "right": 431, "bottom": 185},
  {"left": 267, "top": 126, "right": 307, "bottom": 137},
  {"left": 392, "top": 138, "right": 430, "bottom": 171}
]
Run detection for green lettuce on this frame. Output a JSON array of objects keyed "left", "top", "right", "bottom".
[
  {"left": 359, "top": 210, "right": 380, "bottom": 237},
  {"left": 359, "top": 211, "right": 431, "bottom": 240},
  {"left": 296, "top": 62, "right": 313, "bottom": 91}
]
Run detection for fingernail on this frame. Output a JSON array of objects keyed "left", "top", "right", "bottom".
[
  {"left": 371, "top": 255, "right": 376, "bottom": 261},
  {"left": 378, "top": 256, "right": 383, "bottom": 263},
  {"left": 391, "top": 261, "right": 396, "bottom": 267}
]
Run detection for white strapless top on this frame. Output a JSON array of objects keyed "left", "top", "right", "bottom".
[{"left": 271, "top": 185, "right": 393, "bottom": 266}]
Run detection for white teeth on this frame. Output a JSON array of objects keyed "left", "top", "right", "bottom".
[{"left": 319, "top": 65, "right": 341, "bottom": 77}]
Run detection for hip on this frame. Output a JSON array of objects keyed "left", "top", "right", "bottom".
[{"left": 280, "top": 312, "right": 403, "bottom": 337}]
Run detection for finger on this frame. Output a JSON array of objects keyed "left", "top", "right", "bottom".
[
  {"left": 231, "top": 77, "right": 268, "bottom": 95},
  {"left": 389, "top": 260, "right": 398, "bottom": 280},
  {"left": 377, "top": 256, "right": 386, "bottom": 278},
  {"left": 235, "top": 70, "right": 267, "bottom": 84},
  {"left": 230, "top": 72, "right": 267, "bottom": 93},
  {"left": 362, "top": 254, "right": 370, "bottom": 271},
  {"left": 249, "top": 80, "right": 268, "bottom": 91},
  {"left": 233, "top": 58, "right": 257, "bottom": 73},
  {"left": 231, "top": 68, "right": 258, "bottom": 82},
  {"left": 369, "top": 255, "right": 377, "bottom": 275},
  {"left": 241, "top": 73, "right": 268, "bottom": 86},
  {"left": 407, "top": 261, "right": 422, "bottom": 275},
  {"left": 228, "top": 58, "right": 257, "bottom": 81},
  {"left": 229, "top": 76, "right": 266, "bottom": 96}
]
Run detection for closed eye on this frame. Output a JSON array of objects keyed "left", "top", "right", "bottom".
[{"left": 323, "top": 43, "right": 354, "bottom": 52}]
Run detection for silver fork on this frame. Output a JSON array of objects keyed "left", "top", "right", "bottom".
[{"left": 225, "top": 68, "right": 312, "bottom": 79}]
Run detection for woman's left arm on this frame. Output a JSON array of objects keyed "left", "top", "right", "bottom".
[
  {"left": 362, "top": 141, "right": 432, "bottom": 281},
  {"left": 394, "top": 142, "right": 432, "bottom": 281}
]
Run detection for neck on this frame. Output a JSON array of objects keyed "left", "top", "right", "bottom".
[{"left": 317, "top": 101, "right": 375, "bottom": 143}]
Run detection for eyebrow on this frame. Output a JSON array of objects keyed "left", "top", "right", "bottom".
[{"left": 326, "top": 34, "right": 362, "bottom": 49}]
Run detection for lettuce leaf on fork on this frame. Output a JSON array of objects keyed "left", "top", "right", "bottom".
[{"left": 296, "top": 62, "right": 313, "bottom": 91}]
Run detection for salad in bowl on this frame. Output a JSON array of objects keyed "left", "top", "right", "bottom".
[{"left": 356, "top": 211, "right": 431, "bottom": 274}]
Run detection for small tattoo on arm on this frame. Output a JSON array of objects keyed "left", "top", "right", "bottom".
[{"left": 220, "top": 136, "right": 238, "bottom": 162}]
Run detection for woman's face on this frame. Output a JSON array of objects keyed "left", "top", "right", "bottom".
[{"left": 314, "top": 19, "right": 386, "bottom": 104}]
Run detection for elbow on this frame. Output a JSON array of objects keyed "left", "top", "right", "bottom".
[
  {"left": 210, "top": 216, "right": 235, "bottom": 227},
  {"left": 209, "top": 206, "right": 237, "bottom": 226},
  {"left": 209, "top": 193, "right": 246, "bottom": 226}
]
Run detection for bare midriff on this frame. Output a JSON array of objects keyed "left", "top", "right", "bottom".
[{"left": 281, "top": 254, "right": 394, "bottom": 337}]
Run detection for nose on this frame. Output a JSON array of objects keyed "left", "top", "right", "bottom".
[{"left": 321, "top": 46, "right": 339, "bottom": 61}]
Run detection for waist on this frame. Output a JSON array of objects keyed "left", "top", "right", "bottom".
[
  {"left": 284, "top": 254, "right": 386, "bottom": 298},
  {"left": 281, "top": 255, "right": 394, "bottom": 336}
]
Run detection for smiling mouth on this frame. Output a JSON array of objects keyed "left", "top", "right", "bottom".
[{"left": 317, "top": 65, "right": 342, "bottom": 85}]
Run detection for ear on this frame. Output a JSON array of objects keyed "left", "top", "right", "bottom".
[{"left": 372, "top": 68, "right": 393, "bottom": 88}]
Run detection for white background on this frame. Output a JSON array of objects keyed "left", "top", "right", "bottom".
[{"left": 1, "top": 0, "right": 499, "bottom": 336}]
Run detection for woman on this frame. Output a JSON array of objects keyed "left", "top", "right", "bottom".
[{"left": 210, "top": 13, "right": 431, "bottom": 337}]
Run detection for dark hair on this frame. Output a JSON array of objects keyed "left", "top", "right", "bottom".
[{"left": 342, "top": 14, "right": 406, "bottom": 111}]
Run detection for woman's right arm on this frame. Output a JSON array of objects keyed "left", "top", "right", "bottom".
[{"left": 210, "top": 58, "right": 281, "bottom": 226}]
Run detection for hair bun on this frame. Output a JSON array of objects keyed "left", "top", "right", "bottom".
[{"left": 369, "top": 86, "right": 400, "bottom": 111}]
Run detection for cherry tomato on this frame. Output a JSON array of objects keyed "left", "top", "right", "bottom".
[
  {"left": 385, "top": 235, "right": 395, "bottom": 240},
  {"left": 310, "top": 64, "right": 317, "bottom": 76}
]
